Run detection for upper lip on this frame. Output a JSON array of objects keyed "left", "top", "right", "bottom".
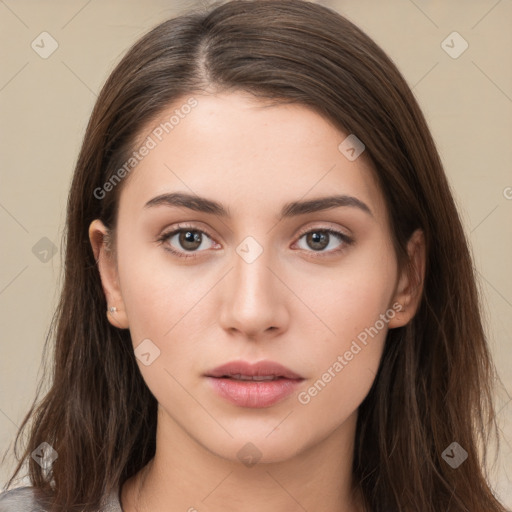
[{"left": 205, "top": 360, "right": 304, "bottom": 380}]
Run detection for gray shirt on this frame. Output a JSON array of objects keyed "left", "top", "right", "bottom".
[{"left": 0, "top": 486, "right": 123, "bottom": 511}]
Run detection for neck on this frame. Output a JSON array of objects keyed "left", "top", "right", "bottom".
[{"left": 121, "top": 406, "right": 364, "bottom": 512}]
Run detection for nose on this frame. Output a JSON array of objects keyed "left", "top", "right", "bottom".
[{"left": 218, "top": 239, "right": 289, "bottom": 340}]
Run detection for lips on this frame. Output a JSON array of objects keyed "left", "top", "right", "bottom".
[
  {"left": 205, "top": 360, "right": 304, "bottom": 380},
  {"left": 205, "top": 360, "right": 304, "bottom": 408},
  {"left": 224, "top": 374, "right": 280, "bottom": 381}
]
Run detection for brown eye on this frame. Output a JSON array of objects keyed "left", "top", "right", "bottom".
[
  {"left": 157, "top": 224, "right": 217, "bottom": 259},
  {"left": 295, "top": 228, "right": 353, "bottom": 256},
  {"left": 304, "top": 231, "right": 329, "bottom": 251},
  {"left": 176, "top": 230, "right": 203, "bottom": 251}
]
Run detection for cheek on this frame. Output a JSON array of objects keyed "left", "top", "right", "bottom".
[
  {"left": 316, "top": 239, "right": 397, "bottom": 342},
  {"left": 115, "top": 244, "right": 208, "bottom": 396},
  {"left": 298, "top": 241, "right": 396, "bottom": 399},
  {"left": 115, "top": 231, "right": 205, "bottom": 332},
  {"left": 295, "top": 296, "right": 391, "bottom": 431},
  {"left": 115, "top": 236, "right": 224, "bottom": 397}
]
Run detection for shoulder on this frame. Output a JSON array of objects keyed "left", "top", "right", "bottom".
[
  {"left": 0, "top": 486, "right": 50, "bottom": 511},
  {"left": 0, "top": 486, "right": 122, "bottom": 512}
]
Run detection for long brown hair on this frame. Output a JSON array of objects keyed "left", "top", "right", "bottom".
[{"left": 3, "top": 1, "right": 508, "bottom": 510}]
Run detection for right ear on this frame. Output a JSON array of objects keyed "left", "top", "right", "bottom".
[{"left": 88, "top": 219, "right": 129, "bottom": 329}]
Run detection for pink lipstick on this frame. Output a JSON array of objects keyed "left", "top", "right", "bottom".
[{"left": 205, "top": 360, "right": 304, "bottom": 408}]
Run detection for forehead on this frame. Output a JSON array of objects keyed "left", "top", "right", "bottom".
[{"left": 117, "top": 91, "right": 388, "bottom": 225}]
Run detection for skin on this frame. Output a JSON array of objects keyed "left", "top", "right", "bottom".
[{"left": 89, "top": 90, "right": 425, "bottom": 512}]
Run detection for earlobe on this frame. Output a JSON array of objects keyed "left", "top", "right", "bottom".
[
  {"left": 88, "top": 219, "right": 129, "bottom": 329},
  {"left": 387, "top": 228, "right": 426, "bottom": 329}
]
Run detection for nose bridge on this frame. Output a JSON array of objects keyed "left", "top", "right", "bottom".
[
  {"left": 219, "top": 232, "right": 285, "bottom": 336},
  {"left": 232, "top": 233, "right": 275, "bottom": 302}
]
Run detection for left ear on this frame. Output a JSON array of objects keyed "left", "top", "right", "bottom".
[{"left": 387, "top": 228, "right": 426, "bottom": 328}]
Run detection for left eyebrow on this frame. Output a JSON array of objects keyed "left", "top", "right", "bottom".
[{"left": 143, "top": 192, "right": 373, "bottom": 219}]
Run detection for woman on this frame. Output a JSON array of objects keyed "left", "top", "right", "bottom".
[{"left": 1, "top": 0, "right": 508, "bottom": 511}]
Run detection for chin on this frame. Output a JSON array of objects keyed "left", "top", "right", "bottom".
[{"left": 196, "top": 425, "right": 316, "bottom": 466}]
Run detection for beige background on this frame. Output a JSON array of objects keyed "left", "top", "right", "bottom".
[{"left": 1, "top": 0, "right": 511, "bottom": 505}]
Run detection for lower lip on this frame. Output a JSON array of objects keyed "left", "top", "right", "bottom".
[{"left": 206, "top": 377, "right": 303, "bottom": 408}]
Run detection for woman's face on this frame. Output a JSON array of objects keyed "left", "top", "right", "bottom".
[{"left": 90, "top": 90, "right": 423, "bottom": 463}]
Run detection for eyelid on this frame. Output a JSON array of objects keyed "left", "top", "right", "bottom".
[
  {"left": 294, "top": 222, "right": 352, "bottom": 240},
  {"left": 156, "top": 222, "right": 219, "bottom": 258},
  {"left": 157, "top": 222, "right": 353, "bottom": 258},
  {"left": 291, "top": 224, "right": 353, "bottom": 258}
]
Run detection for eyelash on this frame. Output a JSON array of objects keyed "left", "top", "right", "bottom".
[{"left": 156, "top": 223, "right": 354, "bottom": 260}]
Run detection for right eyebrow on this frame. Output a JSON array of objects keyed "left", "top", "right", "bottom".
[{"left": 143, "top": 192, "right": 373, "bottom": 219}]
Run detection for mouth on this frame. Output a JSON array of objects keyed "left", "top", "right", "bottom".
[
  {"left": 205, "top": 360, "right": 304, "bottom": 380},
  {"left": 204, "top": 360, "right": 305, "bottom": 408},
  {"left": 217, "top": 374, "right": 288, "bottom": 381}
]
